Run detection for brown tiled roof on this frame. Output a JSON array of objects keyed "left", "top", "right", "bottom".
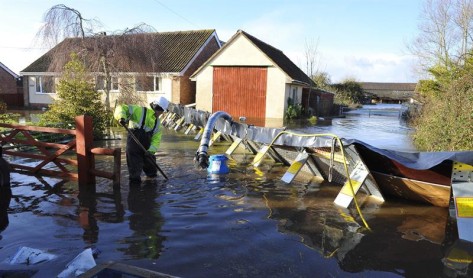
[
  {"left": 158, "top": 30, "right": 216, "bottom": 72},
  {"left": 21, "top": 29, "right": 217, "bottom": 73},
  {"left": 240, "top": 30, "right": 315, "bottom": 87},
  {"left": 360, "top": 82, "right": 417, "bottom": 91},
  {"left": 22, "top": 51, "right": 53, "bottom": 73},
  {"left": 360, "top": 82, "right": 417, "bottom": 99}
]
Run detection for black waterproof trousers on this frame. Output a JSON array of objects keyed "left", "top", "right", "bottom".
[{"left": 126, "top": 128, "right": 158, "bottom": 182}]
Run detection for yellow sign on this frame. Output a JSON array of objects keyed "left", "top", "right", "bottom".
[
  {"left": 252, "top": 145, "right": 270, "bottom": 166},
  {"left": 456, "top": 197, "right": 473, "bottom": 218},
  {"left": 453, "top": 161, "right": 473, "bottom": 171},
  {"left": 340, "top": 180, "right": 362, "bottom": 197},
  {"left": 287, "top": 161, "right": 302, "bottom": 174}
]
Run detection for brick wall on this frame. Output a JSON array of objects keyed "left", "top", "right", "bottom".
[
  {"left": 0, "top": 68, "right": 18, "bottom": 95},
  {"left": 0, "top": 68, "right": 23, "bottom": 107},
  {"left": 176, "top": 38, "right": 221, "bottom": 105}
]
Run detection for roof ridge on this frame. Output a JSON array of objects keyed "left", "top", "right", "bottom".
[
  {"left": 60, "top": 29, "right": 215, "bottom": 40},
  {"left": 237, "top": 29, "right": 314, "bottom": 87},
  {"left": 360, "top": 81, "right": 417, "bottom": 84},
  {"left": 238, "top": 30, "right": 283, "bottom": 54},
  {"left": 158, "top": 29, "right": 215, "bottom": 34}
]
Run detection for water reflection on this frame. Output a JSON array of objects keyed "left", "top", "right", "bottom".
[
  {"left": 442, "top": 240, "right": 473, "bottom": 277},
  {"left": 77, "top": 183, "right": 126, "bottom": 245},
  {"left": 261, "top": 182, "right": 365, "bottom": 258},
  {"left": 4, "top": 109, "right": 43, "bottom": 124},
  {"left": 78, "top": 192, "right": 100, "bottom": 244},
  {"left": 125, "top": 181, "right": 165, "bottom": 259},
  {"left": 0, "top": 185, "right": 11, "bottom": 232},
  {"left": 240, "top": 177, "right": 473, "bottom": 277}
]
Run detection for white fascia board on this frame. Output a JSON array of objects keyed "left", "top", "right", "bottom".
[{"left": 20, "top": 72, "right": 58, "bottom": 76}]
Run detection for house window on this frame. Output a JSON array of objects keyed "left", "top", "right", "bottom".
[
  {"left": 154, "top": 76, "right": 161, "bottom": 91},
  {"left": 111, "top": 76, "right": 119, "bottom": 91},
  {"left": 95, "top": 76, "right": 119, "bottom": 91},
  {"left": 120, "top": 77, "right": 134, "bottom": 93},
  {"left": 292, "top": 87, "right": 298, "bottom": 103},
  {"left": 136, "top": 76, "right": 161, "bottom": 92},
  {"left": 35, "top": 76, "right": 54, "bottom": 94},
  {"left": 96, "top": 76, "right": 105, "bottom": 90}
]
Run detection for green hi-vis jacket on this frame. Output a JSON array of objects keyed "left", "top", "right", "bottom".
[{"left": 114, "top": 104, "right": 162, "bottom": 154}]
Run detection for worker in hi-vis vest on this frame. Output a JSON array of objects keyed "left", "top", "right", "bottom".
[{"left": 114, "top": 96, "right": 169, "bottom": 184}]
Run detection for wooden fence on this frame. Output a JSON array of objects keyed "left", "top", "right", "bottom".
[{"left": 0, "top": 115, "right": 121, "bottom": 192}]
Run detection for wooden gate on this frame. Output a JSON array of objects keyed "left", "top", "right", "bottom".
[
  {"left": 213, "top": 67, "right": 267, "bottom": 120},
  {"left": 0, "top": 115, "right": 120, "bottom": 190}
]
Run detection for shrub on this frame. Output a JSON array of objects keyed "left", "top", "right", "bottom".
[
  {"left": 332, "top": 79, "right": 366, "bottom": 106},
  {"left": 285, "top": 97, "right": 303, "bottom": 119},
  {"left": 39, "top": 53, "right": 108, "bottom": 139},
  {"left": 413, "top": 74, "right": 473, "bottom": 151}
]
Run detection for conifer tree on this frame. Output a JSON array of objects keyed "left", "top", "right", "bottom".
[{"left": 39, "top": 53, "right": 108, "bottom": 139}]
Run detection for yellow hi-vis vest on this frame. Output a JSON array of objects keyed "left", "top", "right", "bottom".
[{"left": 114, "top": 104, "right": 162, "bottom": 154}]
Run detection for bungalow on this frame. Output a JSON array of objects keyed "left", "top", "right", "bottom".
[
  {"left": 0, "top": 62, "right": 23, "bottom": 107},
  {"left": 190, "top": 30, "right": 319, "bottom": 127},
  {"left": 20, "top": 29, "right": 222, "bottom": 109},
  {"left": 360, "top": 82, "right": 417, "bottom": 104}
]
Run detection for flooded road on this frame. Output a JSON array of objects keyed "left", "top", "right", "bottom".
[
  {"left": 289, "top": 104, "right": 416, "bottom": 152},
  {"left": 0, "top": 105, "right": 472, "bottom": 277}
]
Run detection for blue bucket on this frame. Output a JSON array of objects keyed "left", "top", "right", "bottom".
[{"left": 207, "top": 154, "right": 229, "bottom": 174}]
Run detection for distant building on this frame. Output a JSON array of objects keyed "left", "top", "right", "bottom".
[
  {"left": 360, "top": 82, "right": 417, "bottom": 103},
  {"left": 0, "top": 62, "right": 23, "bottom": 107}
]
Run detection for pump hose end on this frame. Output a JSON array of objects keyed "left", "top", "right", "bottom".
[
  {"left": 198, "top": 153, "right": 209, "bottom": 169},
  {"left": 194, "top": 152, "right": 209, "bottom": 169}
]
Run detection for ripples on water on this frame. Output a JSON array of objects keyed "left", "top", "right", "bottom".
[
  {"left": 0, "top": 105, "right": 472, "bottom": 277},
  {"left": 291, "top": 104, "right": 416, "bottom": 152}
]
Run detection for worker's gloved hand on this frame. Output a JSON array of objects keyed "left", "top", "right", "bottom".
[
  {"left": 147, "top": 146, "right": 157, "bottom": 155},
  {"left": 119, "top": 118, "right": 126, "bottom": 126}
]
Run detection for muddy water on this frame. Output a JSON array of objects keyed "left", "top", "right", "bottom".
[{"left": 0, "top": 106, "right": 472, "bottom": 277}]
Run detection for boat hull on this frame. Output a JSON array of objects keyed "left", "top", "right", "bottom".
[
  {"left": 353, "top": 143, "right": 452, "bottom": 207},
  {"left": 370, "top": 171, "right": 450, "bottom": 207}
]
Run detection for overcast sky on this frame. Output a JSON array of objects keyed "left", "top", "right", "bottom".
[{"left": 0, "top": 0, "right": 423, "bottom": 83}]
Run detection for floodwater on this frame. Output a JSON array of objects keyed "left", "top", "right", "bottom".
[
  {"left": 0, "top": 104, "right": 472, "bottom": 277},
  {"left": 288, "top": 104, "right": 416, "bottom": 152}
]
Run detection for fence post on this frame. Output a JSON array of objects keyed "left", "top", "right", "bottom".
[
  {"left": 76, "top": 115, "right": 96, "bottom": 192},
  {"left": 113, "top": 148, "right": 121, "bottom": 189}
]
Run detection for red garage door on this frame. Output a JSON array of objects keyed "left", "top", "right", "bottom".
[{"left": 213, "top": 67, "right": 267, "bottom": 121}]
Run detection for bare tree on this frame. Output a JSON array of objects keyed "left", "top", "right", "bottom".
[
  {"left": 454, "top": 0, "right": 473, "bottom": 59},
  {"left": 410, "top": 0, "right": 454, "bottom": 70},
  {"left": 36, "top": 4, "right": 101, "bottom": 47},
  {"left": 409, "top": 0, "right": 473, "bottom": 72},
  {"left": 304, "top": 38, "right": 322, "bottom": 80},
  {"left": 300, "top": 38, "right": 316, "bottom": 115},
  {"left": 36, "top": 5, "right": 162, "bottom": 111}
]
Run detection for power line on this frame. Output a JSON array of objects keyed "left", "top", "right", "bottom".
[
  {"left": 150, "top": 0, "right": 199, "bottom": 28},
  {"left": 0, "top": 46, "right": 48, "bottom": 50}
]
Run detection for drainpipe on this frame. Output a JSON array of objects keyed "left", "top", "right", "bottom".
[{"left": 195, "top": 111, "right": 232, "bottom": 169}]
